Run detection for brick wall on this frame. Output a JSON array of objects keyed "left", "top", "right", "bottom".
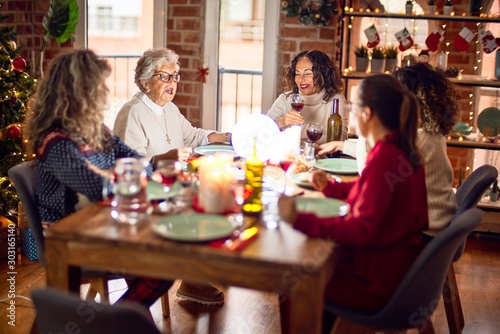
[
  {"left": 165, "top": 0, "right": 205, "bottom": 126},
  {"left": 1, "top": 0, "right": 74, "bottom": 77}
]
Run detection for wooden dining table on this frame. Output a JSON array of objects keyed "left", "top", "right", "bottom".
[{"left": 44, "top": 203, "right": 337, "bottom": 334}]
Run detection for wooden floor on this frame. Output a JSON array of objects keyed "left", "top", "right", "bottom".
[{"left": 1, "top": 232, "right": 500, "bottom": 334}]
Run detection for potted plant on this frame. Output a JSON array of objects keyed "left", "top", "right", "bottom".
[
  {"left": 370, "top": 46, "right": 386, "bottom": 73},
  {"left": 490, "top": 179, "right": 498, "bottom": 202},
  {"left": 354, "top": 45, "right": 369, "bottom": 72},
  {"left": 384, "top": 45, "right": 399, "bottom": 73},
  {"left": 428, "top": 0, "right": 437, "bottom": 15},
  {"left": 33, "top": 0, "right": 79, "bottom": 78},
  {"left": 443, "top": 0, "right": 453, "bottom": 15},
  {"left": 405, "top": 0, "right": 414, "bottom": 15}
]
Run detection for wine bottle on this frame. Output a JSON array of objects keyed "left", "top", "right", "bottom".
[
  {"left": 243, "top": 138, "right": 263, "bottom": 216},
  {"left": 327, "top": 98, "right": 342, "bottom": 142}
]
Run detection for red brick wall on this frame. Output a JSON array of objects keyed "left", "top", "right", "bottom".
[
  {"left": 1, "top": 0, "right": 74, "bottom": 77},
  {"left": 165, "top": 0, "right": 205, "bottom": 126}
]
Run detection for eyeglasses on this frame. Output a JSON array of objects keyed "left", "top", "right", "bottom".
[
  {"left": 154, "top": 71, "right": 181, "bottom": 83},
  {"left": 346, "top": 101, "right": 364, "bottom": 115}
]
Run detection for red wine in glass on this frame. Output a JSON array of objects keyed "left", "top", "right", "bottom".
[
  {"left": 279, "top": 160, "right": 294, "bottom": 172},
  {"left": 306, "top": 128, "right": 323, "bottom": 143},
  {"left": 291, "top": 94, "right": 305, "bottom": 114},
  {"left": 291, "top": 102, "right": 304, "bottom": 113}
]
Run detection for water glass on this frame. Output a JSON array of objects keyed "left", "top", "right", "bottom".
[
  {"left": 111, "top": 157, "right": 152, "bottom": 224},
  {"left": 262, "top": 190, "right": 280, "bottom": 229},
  {"left": 302, "top": 141, "right": 316, "bottom": 163}
]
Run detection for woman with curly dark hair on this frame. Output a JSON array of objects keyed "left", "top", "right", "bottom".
[
  {"left": 266, "top": 50, "right": 348, "bottom": 143},
  {"left": 393, "top": 63, "right": 459, "bottom": 232}
]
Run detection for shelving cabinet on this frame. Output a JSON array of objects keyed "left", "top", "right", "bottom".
[{"left": 339, "top": 7, "right": 500, "bottom": 231}]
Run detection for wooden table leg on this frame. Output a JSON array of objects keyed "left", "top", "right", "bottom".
[
  {"left": 279, "top": 273, "right": 326, "bottom": 334},
  {"left": 45, "top": 238, "right": 78, "bottom": 291}
]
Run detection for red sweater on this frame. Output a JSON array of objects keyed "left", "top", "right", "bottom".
[{"left": 294, "top": 133, "right": 429, "bottom": 311}]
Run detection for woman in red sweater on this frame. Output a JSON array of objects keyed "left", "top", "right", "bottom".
[{"left": 279, "top": 74, "right": 429, "bottom": 332}]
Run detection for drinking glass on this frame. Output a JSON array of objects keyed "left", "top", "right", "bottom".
[
  {"left": 151, "top": 159, "right": 182, "bottom": 210},
  {"left": 305, "top": 122, "right": 323, "bottom": 146},
  {"left": 111, "top": 157, "right": 151, "bottom": 224},
  {"left": 229, "top": 168, "right": 249, "bottom": 227},
  {"left": 291, "top": 93, "right": 305, "bottom": 113}
]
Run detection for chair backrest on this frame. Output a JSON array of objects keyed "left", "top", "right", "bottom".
[
  {"left": 455, "top": 164, "right": 498, "bottom": 216},
  {"left": 451, "top": 164, "right": 497, "bottom": 262},
  {"left": 32, "top": 288, "right": 161, "bottom": 334},
  {"left": 325, "top": 208, "right": 483, "bottom": 330},
  {"left": 7, "top": 160, "right": 45, "bottom": 265}
]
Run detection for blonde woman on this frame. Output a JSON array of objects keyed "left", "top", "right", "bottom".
[{"left": 24, "top": 49, "right": 172, "bottom": 309}]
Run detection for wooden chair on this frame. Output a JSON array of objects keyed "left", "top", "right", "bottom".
[
  {"left": 324, "top": 208, "right": 484, "bottom": 334},
  {"left": 8, "top": 160, "right": 170, "bottom": 316},
  {"left": 32, "top": 287, "right": 162, "bottom": 334}
]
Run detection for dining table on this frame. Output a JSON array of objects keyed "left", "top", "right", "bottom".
[{"left": 44, "top": 202, "right": 337, "bottom": 334}]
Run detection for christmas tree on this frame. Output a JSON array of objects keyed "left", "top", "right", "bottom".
[{"left": 0, "top": 7, "right": 36, "bottom": 217}]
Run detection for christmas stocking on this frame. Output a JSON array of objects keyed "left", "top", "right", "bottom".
[
  {"left": 477, "top": 29, "right": 500, "bottom": 54},
  {"left": 454, "top": 27, "right": 474, "bottom": 52},
  {"left": 364, "top": 25, "right": 380, "bottom": 48},
  {"left": 395, "top": 28, "right": 414, "bottom": 52},
  {"left": 425, "top": 29, "right": 444, "bottom": 52}
]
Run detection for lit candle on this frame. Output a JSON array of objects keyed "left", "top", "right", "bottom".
[{"left": 198, "top": 154, "right": 234, "bottom": 213}]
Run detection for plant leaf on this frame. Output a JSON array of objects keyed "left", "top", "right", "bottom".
[{"left": 42, "top": 0, "right": 79, "bottom": 44}]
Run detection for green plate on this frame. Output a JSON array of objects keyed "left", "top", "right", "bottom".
[
  {"left": 151, "top": 213, "right": 235, "bottom": 242},
  {"left": 147, "top": 180, "right": 182, "bottom": 201},
  {"left": 314, "top": 158, "right": 359, "bottom": 175},
  {"left": 292, "top": 172, "right": 341, "bottom": 189},
  {"left": 477, "top": 107, "right": 500, "bottom": 136},
  {"left": 295, "top": 197, "right": 349, "bottom": 218},
  {"left": 194, "top": 145, "right": 236, "bottom": 157}
]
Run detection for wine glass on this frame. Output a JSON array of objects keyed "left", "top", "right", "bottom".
[
  {"left": 305, "top": 122, "right": 324, "bottom": 146},
  {"left": 151, "top": 159, "right": 182, "bottom": 210},
  {"left": 278, "top": 156, "right": 297, "bottom": 195},
  {"left": 291, "top": 93, "right": 305, "bottom": 113}
]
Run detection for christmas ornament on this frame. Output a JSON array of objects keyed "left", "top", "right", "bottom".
[
  {"left": 197, "top": 67, "right": 209, "bottom": 83},
  {"left": 6, "top": 124, "right": 21, "bottom": 139},
  {"left": 477, "top": 29, "right": 500, "bottom": 54},
  {"left": 454, "top": 27, "right": 474, "bottom": 52},
  {"left": 425, "top": 29, "right": 444, "bottom": 52},
  {"left": 12, "top": 57, "right": 27, "bottom": 72},
  {"left": 364, "top": 25, "right": 380, "bottom": 48},
  {"left": 7, "top": 40, "right": 16, "bottom": 50},
  {"left": 395, "top": 27, "right": 414, "bottom": 52}
]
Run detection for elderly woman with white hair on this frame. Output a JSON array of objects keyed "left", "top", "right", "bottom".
[
  {"left": 114, "top": 48, "right": 227, "bottom": 305},
  {"left": 114, "top": 48, "right": 230, "bottom": 166}
]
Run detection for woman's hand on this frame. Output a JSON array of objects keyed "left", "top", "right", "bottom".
[
  {"left": 155, "top": 147, "right": 193, "bottom": 165},
  {"left": 277, "top": 110, "right": 304, "bottom": 129},
  {"left": 310, "top": 170, "right": 330, "bottom": 191},
  {"left": 278, "top": 194, "right": 298, "bottom": 224},
  {"left": 317, "top": 141, "right": 344, "bottom": 156}
]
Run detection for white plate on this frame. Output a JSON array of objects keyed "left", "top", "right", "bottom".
[
  {"left": 292, "top": 172, "right": 341, "bottom": 189},
  {"left": 147, "top": 180, "right": 182, "bottom": 201},
  {"left": 314, "top": 158, "right": 359, "bottom": 175},
  {"left": 295, "top": 197, "right": 349, "bottom": 218},
  {"left": 151, "top": 213, "right": 235, "bottom": 242},
  {"left": 194, "top": 145, "right": 237, "bottom": 157}
]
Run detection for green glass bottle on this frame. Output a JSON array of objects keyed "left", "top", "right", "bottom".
[
  {"left": 242, "top": 138, "right": 263, "bottom": 216},
  {"left": 327, "top": 98, "right": 342, "bottom": 142}
]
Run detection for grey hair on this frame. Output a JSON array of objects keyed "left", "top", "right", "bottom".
[{"left": 134, "top": 48, "right": 181, "bottom": 92}]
